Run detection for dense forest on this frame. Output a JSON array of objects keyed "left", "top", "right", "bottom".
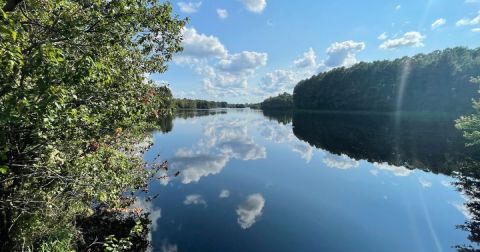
[
  {"left": 174, "top": 98, "right": 246, "bottom": 109},
  {"left": 260, "top": 92, "right": 294, "bottom": 110},
  {"left": 293, "top": 47, "right": 480, "bottom": 113},
  {"left": 0, "top": 0, "right": 185, "bottom": 251}
]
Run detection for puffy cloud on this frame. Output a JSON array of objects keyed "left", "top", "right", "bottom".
[
  {"left": 174, "top": 27, "right": 268, "bottom": 98},
  {"left": 259, "top": 70, "right": 297, "bottom": 94},
  {"left": 236, "top": 194, "right": 265, "bottom": 229},
  {"left": 471, "top": 28, "right": 480, "bottom": 32},
  {"left": 377, "top": 32, "right": 388, "bottom": 40},
  {"left": 431, "top": 18, "right": 446, "bottom": 30},
  {"left": 218, "top": 51, "right": 268, "bottom": 73},
  {"left": 219, "top": 189, "right": 230, "bottom": 198},
  {"left": 199, "top": 51, "right": 267, "bottom": 96},
  {"left": 294, "top": 48, "right": 317, "bottom": 68},
  {"left": 324, "top": 40, "right": 366, "bottom": 68},
  {"left": 372, "top": 162, "right": 412, "bottom": 176},
  {"left": 178, "top": 1, "right": 202, "bottom": 14},
  {"left": 179, "top": 27, "right": 228, "bottom": 59},
  {"left": 165, "top": 118, "right": 268, "bottom": 185},
  {"left": 379, "top": 31, "right": 426, "bottom": 49},
  {"left": 217, "top": 8, "right": 228, "bottom": 19},
  {"left": 395, "top": 4, "right": 401, "bottom": 10},
  {"left": 322, "top": 153, "right": 359, "bottom": 170},
  {"left": 184, "top": 194, "right": 207, "bottom": 206},
  {"left": 418, "top": 177, "right": 432, "bottom": 188},
  {"left": 241, "top": 0, "right": 267, "bottom": 13},
  {"left": 170, "top": 154, "right": 229, "bottom": 184}
]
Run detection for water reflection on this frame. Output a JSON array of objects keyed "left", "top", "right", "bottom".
[
  {"left": 264, "top": 109, "right": 480, "bottom": 251},
  {"left": 453, "top": 160, "right": 480, "bottom": 251},
  {"left": 143, "top": 109, "right": 480, "bottom": 251},
  {"left": 236, "top": 194, "right": 265, "bottom": 229},
  {"left": 290, "top": 111, "right": 478, "bottom": 175},
  {"left": 162, "top": 112, "right": 267, "bottom": 185}
]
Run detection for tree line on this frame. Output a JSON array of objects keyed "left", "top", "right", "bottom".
[
  {"left": 260, "top": 47, "right": 480, "bottom": 113},
  {"left": 174, "top": 98, "right": 246, "bottom": 109},
  {"left": 292, "top": 47, "right": 480, "bottom": 113}
]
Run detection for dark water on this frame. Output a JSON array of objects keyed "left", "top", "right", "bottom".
[{"left": 140, "top": 109, "right": 480, "bottom": 252}]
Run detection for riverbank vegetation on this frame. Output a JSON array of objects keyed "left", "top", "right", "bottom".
[
  {"left": 174, "top": 98, "right": 246, "bottom": 109},
  {"left": 260, "top": 92, "right": 294, "bottom": 110},
  {"left": 0, "top": 0, "right": 185, "bottom": 250}
]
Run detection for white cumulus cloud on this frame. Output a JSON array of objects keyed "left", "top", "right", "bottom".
[
  {"left": 379, "top": 31, "right": 426, "bottom": 49},
  {"left": 324, "top": 40, "right": 366, "bottom": 68},
  {"left": 178, "top": 1, "right": 202, "bottom": 14},
  {"left": 241, "top": 0, "right": 267, "bottom": 13},
  {"left": 236, "top": 194, "right": 265, "bottom": 229},
  {"left": 175, "top": 27, "right": 268, "bottom": 98},
  {"left": 179, "top": 27, "right": 228, "bottom": 59},
  {"left": 218, "top": 51, "right": 268, "bottom": 73},
  {"left": 259, "top": 69, "right": 298, "bottom": 94},
  {"left": 294, "top": 48, "right": 317, "bottom": 68}
]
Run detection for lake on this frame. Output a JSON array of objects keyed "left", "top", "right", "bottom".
[{"left": 139, "top": 109, "right": 480, "bottom": 252}]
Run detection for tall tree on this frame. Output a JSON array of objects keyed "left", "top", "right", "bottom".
[{"left": 0, "top": 0, "right": 186, "bottom": 250}]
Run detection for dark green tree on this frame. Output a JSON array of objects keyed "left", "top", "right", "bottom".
[
  {"left": 261, "top": 92, "right": 294, "bottom": 110},
  {"left": 294, "top": 47, "right": 480, "bottom": 114}
]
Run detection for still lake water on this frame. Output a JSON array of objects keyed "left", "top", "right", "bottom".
[{"left": 140, "top": 109, "right": 479, "bottom": 252}]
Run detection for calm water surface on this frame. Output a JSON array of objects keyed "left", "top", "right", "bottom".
[{"left": 140, "top": 109, "right": 478, "bottom": 252}]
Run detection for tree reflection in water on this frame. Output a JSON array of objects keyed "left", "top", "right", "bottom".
[
  {"left": 453, "top": 160, "right": 480, "bottom": 251},
  {"left": 263, "top": 109, "right": 480, "bottom": 251}
]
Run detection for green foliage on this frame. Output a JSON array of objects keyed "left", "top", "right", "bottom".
[
  {"left": 39, "top": 228, "right": 75, "bottom": 252},
  {"left": 294, "top": 47, "right": 480, "bottom": 113},
  {"left": 456, "top": 76, "right": 480, "bottom": 146},
  {"left": 0, "top": 0, "right": 185, "bottom": 250},
  {"left": 260, "top": 92, "right": 294, "bottom": 110}
]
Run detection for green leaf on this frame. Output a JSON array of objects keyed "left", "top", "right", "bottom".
[{"left": 0, "top": 165, "right": 9, "bottom": 175}]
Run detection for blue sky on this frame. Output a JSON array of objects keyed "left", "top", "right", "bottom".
[{"left": 151, "top": 0, "right": 480, "bottom": 103}]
